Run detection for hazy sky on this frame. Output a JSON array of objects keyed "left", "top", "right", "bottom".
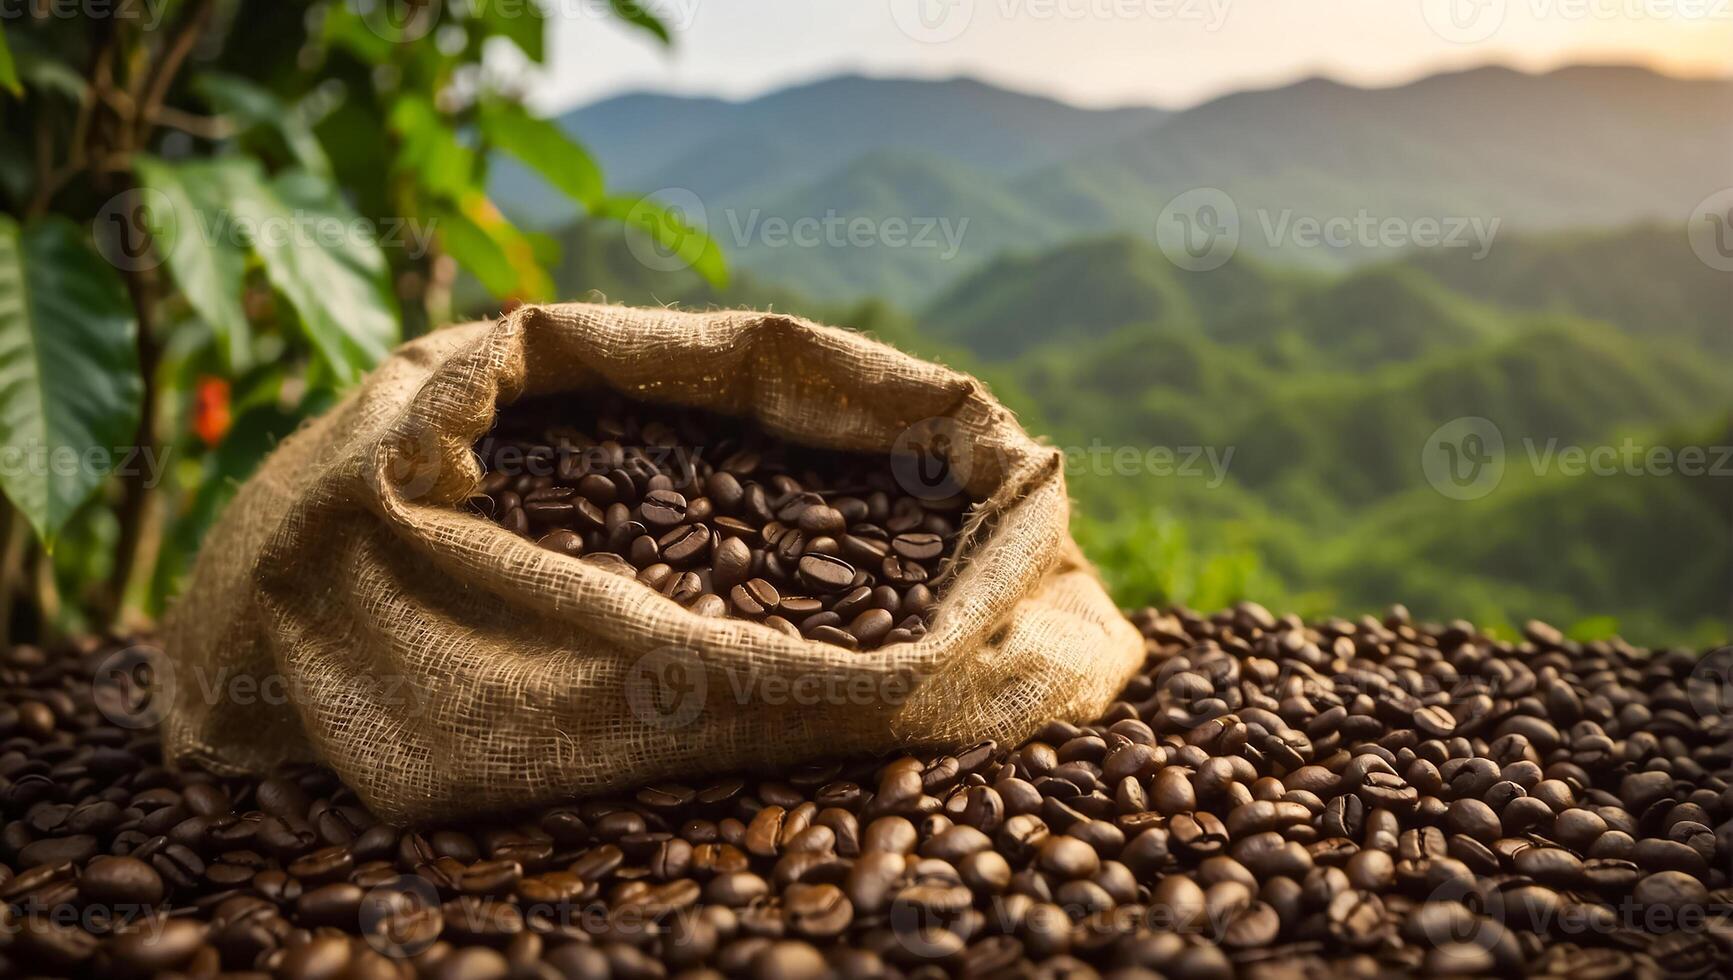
[{"left": 523, "top": 0, "right": 1733, "bottom": 111}]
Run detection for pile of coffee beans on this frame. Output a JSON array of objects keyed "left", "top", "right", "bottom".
[
  {"left": 2, "top": 608, "right": 1730, "bottom": 978},
  {"left": 469, "top": 393, "right": 970, "bottom": 650}
]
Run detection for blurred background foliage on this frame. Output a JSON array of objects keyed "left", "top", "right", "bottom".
[{"left": 0, "top": 0, "right": 719, "bottom": 641}]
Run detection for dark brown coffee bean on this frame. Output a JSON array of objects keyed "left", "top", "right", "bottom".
[
  {"left": 712, "top": 536, "right": 752, "bottom": 589},
  {"left": 640, "top": 489, "right": 689, "bottom": 527},
  {"left": 1445, "top": 798, "right": 1501, "bottom": 841},
  {"left": 730, "top": 578, "right": 780, "bottom": 617},
  {"left": 1035, "top": 834, "right": 1100, "bottom": 879},
  {"left": 784, "top": 881, "right": 852, "bottom": 938},
  {"left": 891, "top": 532, "right": 944, "bottom": 561},
  {"left": 847, "top": 609, "right": 894, "bottom": 647},
  {"left": 78, "top": 855, "right": 164, "bottom": 907},
  {"left": 797, "top": 506, "right": 845, "bottom": 536},
  {"left": 796, "top": 554, "right": 855, "bottom": 593},
  {"left": 690, "top": 593, "right": 728, "bottom": 617},
  {"left": 297, "top": 882, "right": 364, "bottom": 927},
  {"left": 1412, "top": 704, "right": 1456, "bottom": 738},
  {"left": 661, "top": 524, "right": 710, "bottom": 564},
  {"left": 1222, "top": 900, "right": 1281, "bottom": 948},
  {"left": 807, "top": 625, "right": 858, "bottom": 649}
]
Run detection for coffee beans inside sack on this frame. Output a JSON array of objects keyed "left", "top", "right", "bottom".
[
  {"left": 471, "top": 392, "right": 969, "bottom": 651},
  {"left": 163, "top": 305, "right": 1142, "bottom": 822}
]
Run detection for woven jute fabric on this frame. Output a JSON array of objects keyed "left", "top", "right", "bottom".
[{"left": 161, "top": 303, "right": 1144, "bottom": 824}]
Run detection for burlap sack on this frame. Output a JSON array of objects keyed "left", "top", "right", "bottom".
[{"left": 162, "top": 303, "right": 1144, "bottom": 824}]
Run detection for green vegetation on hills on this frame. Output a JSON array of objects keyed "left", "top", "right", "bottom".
[{"left": 1401, "top": 225, "right": 1733, "bottom": 355}]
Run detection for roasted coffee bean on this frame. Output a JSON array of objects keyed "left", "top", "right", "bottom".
[
  {"left": 796, "top": 554, "right": 855, "bottom": 593},
  {"left": 78, "top": 855, "right": 164, "bottom": 907}
]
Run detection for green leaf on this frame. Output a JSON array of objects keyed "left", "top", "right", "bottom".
[
  {"left": 425, "top": 192, "right": 554, "bottom": 301},
  {"left": 194, "top": 72, "right": 332, "bottom": 178},
  {"left": 134, "top": 156, "right": 253, "bottom": 370},
  {"left": 609, "top": 0, "right": 672, "bottom": 44},
  {"left": 477, "top": 0, "right": 546, "bottom": 61},
  {"left": 427, "top": 199, "right": 516, "bottom": 298},
  {"left": 596, "top": 192, "right": 729, "bottom": 289},
  {"left": 481, "top": 101, "right": 602, "bottom": 211},
  {"left": 0, "top": 23, "right": 19, "bottom": 97},
  {"left": 219, "top": 163, "right": 400, "bottom": 383},
  {"left": 11, "top": 44, "right": 88, "bottom": 103},
  {"left": 0, "top": 216, "right": 142, "bottom": 545},
  {"left": 390, "top": 95, "right": 479, "bottom": 200}
]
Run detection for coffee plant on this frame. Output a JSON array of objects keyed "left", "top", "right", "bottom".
[{"left": 0, "top": 0, "right": 723, "bottom": 638}]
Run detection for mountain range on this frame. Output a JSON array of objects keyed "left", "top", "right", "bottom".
[{"left": 491, "top": 64, "right": 1733, "bottom": 304}]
